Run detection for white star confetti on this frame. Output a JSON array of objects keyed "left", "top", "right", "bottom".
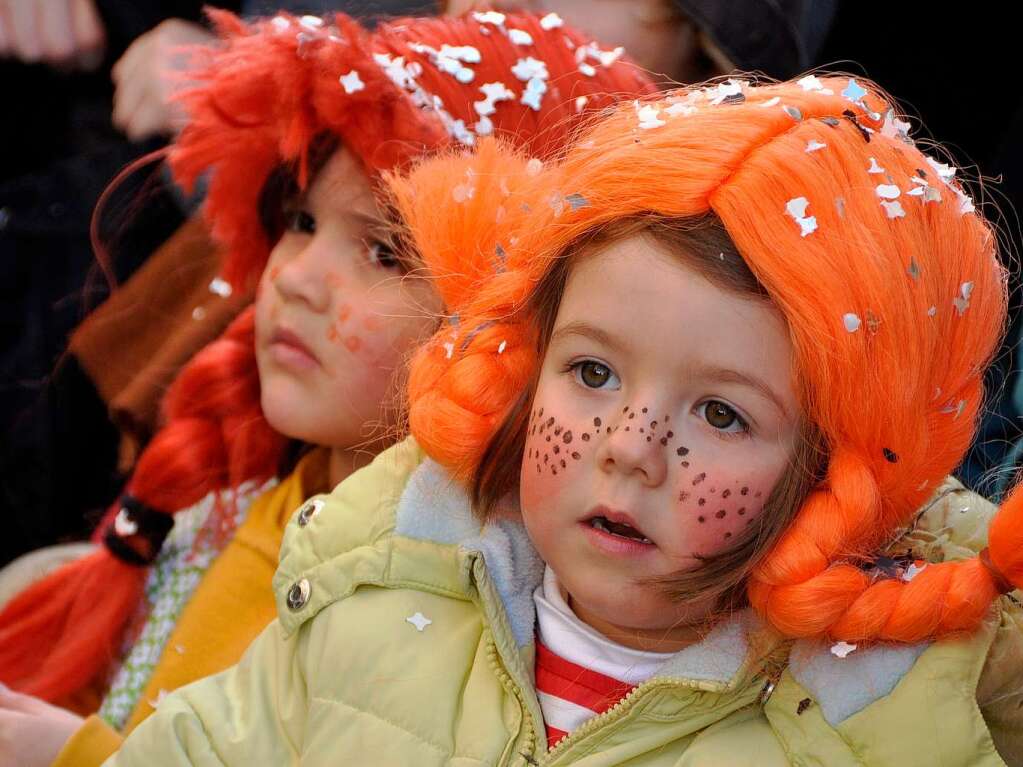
[
  {"left": 760, "top": 96, "right": 781, "bottom": 107},
  {"left": 926, "top": 156, "right": 957, "bottom": 183},
  {"left": 149, "top": 689, "right": 170, "bottom": 709},
  {"left": 191, "top": 306, "right": 206, "bottom": 321},
  {"left": 443, "top": 342, "right": 454, "bottom": 359},
  {"left": 785, "top": 196, "right": 817, "bottom": 237},
  {"left": 636, "top": 103, "right": 665, "bottom": 130},
  {"left": 474, "top": 81, "right": 515, "bottom": 117},
  {"left": 497, "top": 340, "right": 507, "bottom": 354},
  {"left": 472, "top": 10, "right": 505, "bottom": 26},
  {"left": 339, "top": 70, "right": 365, "bottom": 94},
  {"left": 521, "top": 77, "right": 547, "bottom": 111},
  {"left": 881, "top": 200, "right": 906, "bottom": 219},
  {"left": 665, "top": 101, "right": 696, "bottom": 117},
  {"left": 830, "top": 641, "right": 858, "bottom": 658},
  {"left": 508, "top": 29, "right": 533, "bottom": 46},
  {"left": 410, "top": 43, "right": 480, "bottom": 84},
  {"left": 927, "top": 305, "right": 937, "bottom": 317},
  {"left": 299, "top": 15, "right": 323, "bottom": 29},
  {"left": 841, "top": 79, "right": 867, "bottom": 103},
  {"left": 797, "top": 75, "right": 833, "bottom": 95},
  {"left": 208, "top": 277, "right": 232, "bottom": 297},
  {"left": 452, "top": 182, "right": 474, "bottom": 203},
  {"left": 956, "top": 188, "right": 976, "bottom": 215},
  {"left": 511, "top": 56, "right": 548, "bottom": 82},
  {"left": 843, "top": 313, "right": 862, "bottom": 333},
  {"left": 578, "top": 62, "right": 596, "bottom": 76},
  {"left": 805, "top": 140, "right": 827, "bottom": 153},
  {"left": 406, "top": 612, "right": 432, "bottom": 631},
  {"left": 875, "top": 183, "right": 901, "bottom": 200},
  {"left": 867, "top": 157, "right": 885, "bottom": 174},
  {"left": 902, "top": 562, "right": 926, "bottom": 582},
  {"left": 575, "top": 95, "right": 588, "bottom": 112},
  {"left": 271, "top": 16, "right": 290, "bottom": 32},
  {"left": 539, "top": 12, "right": 564, "bottom": 30},
  {"left": 953, "top": 281, "right": 974, "bottom": 315},
  {"left": 881, "top": 110, "right": 912, "bottom": 141},
  {"left": 526, "top": 157, "right": 543, "bottom": 176}
]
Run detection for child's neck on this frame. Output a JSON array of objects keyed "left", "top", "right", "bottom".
[
  {"left": 567, "top": 594, "right": 716, "bottom": 654},
  {"left": 327, "top": 445, "right": 377, "bottom": 489}
]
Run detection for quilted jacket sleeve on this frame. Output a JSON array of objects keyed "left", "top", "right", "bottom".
[{"left": 101, "top": 619, "right": 308, "bottom": 767}]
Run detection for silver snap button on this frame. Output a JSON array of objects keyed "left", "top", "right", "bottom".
[
  {"left": 297, "top": 499, "right": 324, "bottom": 527},
  {"left": 286, "top": 578, "right": 310, "bottom": 611}
]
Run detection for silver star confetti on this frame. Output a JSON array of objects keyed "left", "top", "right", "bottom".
[
  {"left": 797, "top": 75, "right": 834, "bottom": 95},
  {"left": 867, "top": 157, "right": 885, "bottom": 174},
  {"left": 841, "top": 79, "right": 868, "bottom": 104},
  {"left": 565, "top": 192, "right": 589, "bottom": 211},
  {"left": 805, "top": 140, "right": 827, "bottom": 153},
  {"left": 208, "top": 277, "right": 232, "bottom": 297},
  {"left": 881, "top": 200, "right": 906, "bottom": 219}
]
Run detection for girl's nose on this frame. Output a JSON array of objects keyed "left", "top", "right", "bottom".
[
  {"left": 272, "top": 238, "right": 333, "bottom": 312},
  {"left": 595, "top": 410, "right": 668, "bottom": 487}
]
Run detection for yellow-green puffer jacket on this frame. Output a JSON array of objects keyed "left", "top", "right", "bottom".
[{"left": 103, "top": 438, "right": 1023, "bottom": 766}]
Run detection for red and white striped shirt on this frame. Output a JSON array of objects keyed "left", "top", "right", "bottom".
[{"left": 533, "top": 568, "right": 674, "bottom": 749}]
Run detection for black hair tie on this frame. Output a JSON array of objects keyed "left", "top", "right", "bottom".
[{"left": 103, "top": 495, "right": 174, "bottom": 567}]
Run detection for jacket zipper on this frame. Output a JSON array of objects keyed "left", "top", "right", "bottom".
[{"left": 483, "top": 636, "right": 539, "bottom": 765}]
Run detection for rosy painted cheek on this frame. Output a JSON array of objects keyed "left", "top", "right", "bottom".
[
  {"left": 519, "top": 405, "right": 598, "bottom": 511},
  {"left": 674, "top": 469, "right": 767, "bottom": 553}
]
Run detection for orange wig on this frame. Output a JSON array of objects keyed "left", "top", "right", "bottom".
[{"left": 391, "top": 76, "right": 1020, "bottom": 644}]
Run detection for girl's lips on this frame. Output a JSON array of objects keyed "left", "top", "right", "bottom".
[
  {"left": 269, "top": 327, "right": 320, "bottom": 370},
  {"left": 580, "top": 520, "right": 657, "bottom": 557}
]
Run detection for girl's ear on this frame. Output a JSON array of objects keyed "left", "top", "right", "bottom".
[{"left": 385, "top": 138, "right": 541, "bottom": 312}]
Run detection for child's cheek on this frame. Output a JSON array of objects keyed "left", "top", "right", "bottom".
[
  {"left": 322, "top": 303, "right": 396, "bottom": 366},
  {"left": 519, "top": 405, "right": 596, "bottom": 511},
  {"left": 673, "top": 466, "right": 768, "bottom": 555}
]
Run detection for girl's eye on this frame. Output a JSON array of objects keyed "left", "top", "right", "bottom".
[
  {"left": 284, "top": 209, "right": 316, "bottom": 235},
  {"left": 367, "top": 240, "right": 401, "bottom": 269},
  {"left": 698, "top": 400, "right": 748, "bottom": 433},
  {"left": 571, "top": 360, "right": 621, "bottom": 390}
]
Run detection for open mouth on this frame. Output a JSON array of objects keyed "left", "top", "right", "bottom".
[{"left": 588, "top": 516, "right": 653, "bottom": 545}]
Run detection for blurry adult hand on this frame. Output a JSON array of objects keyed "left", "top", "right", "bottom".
[
  {"left": 0, "top": 684, "right": 84, "bottom": 767},
  {"left": 0, "top": 0, "right": 106, "bottom": 70},
  {"left": 111, "top": 18, "right": 216, "bottom": 141}
]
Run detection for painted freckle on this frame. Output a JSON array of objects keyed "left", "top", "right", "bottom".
[
  {"left": 642, "top": 407, "right": 648, "bottom": 413},
  {"left": 539, "top": 408, "right": 545, "bottom": 417},
  {"left": 646, "top": 436, "right": 652, "bottom": 442},
  {"left": 738, "top": 507, "right": 746, "bottom": 516},
  {"left": 554, "top": 426, "right": 562, "bottom": 436},
  {"left": 563, "top": 431, "right": 573, "bottom": 443},
  {"left": 544, "top": 454, "right": 549, "bottom": 464},
  {"left": 361, "top": 315, "right": 381, "bottom": 332},
  {"left": 679, "top": 491, "right": 690, "bottom": 502},
  {"left": 546, "top": 435, "right": 552, "bottom": 442},
  {"left": 667, "top": 431, "right": 674, "bottom": 438},
  {"left": 628, "top": 412, "right": 635, "bottom": 420},
  {"left": 640, "top": 428, "right": 645, "bottom": 433},
  {"left": 344, "top": 336, "right": 362, "bottom": 352},
  {"left": 536, "top": 464, "right": 540, "bottom": 473},
  {"left": 724, "top": 532, "right": 732, "bottom": 540},
  {"left": 692, "top": 472, "right": 706, "bottom": 485},
  {"left": 650, "top": 421, "right": 657, "bottom": 429},
  {"left": 722, "top": 489, "right": 731, "bottom": 499},
  {"left": 560, "top": 459, "right": 566, "bottom": 468},
  {"left": 676, "top": 446, "right": 689, "bottom": 457},
  {"left": 337, "top": 304, "right": 352, "bottom": 322},
  {"left": 623, "top": 406, "right": 630, "bottom": 413},
  {"left": 552, "top": 467, "right": 557, "bottom": 475},
  {"left": 741, "top": 487, "right": 749, "bottom": 496},
  {"left": 715, "top": 509, "right": 727, "bottom": 519},
  {"left": 664, "top": 415, "right": 671, "bottom": 422},
  {"left": 698, "top": 498, "right": 706, "bottom": 506},
  {"left": 681, "top": 461, "right": 690, "bottom": 468},
  {"left": 582, "top": 433, "right": 591, "bottom": 442},
  {"left": 326, "top": 325, "right": 339, "bottom": 341},
  {"left": 571, "top": 452, "right": 580, "bottom": 460},
  {"left": 624, "top": 427, "right": 630, "bottom": 432},
  {"left": 755, "top": 491, "right": 762, "bottom": 498},
  {"left": 660, "top": 437, "right": 668, "bottom": 446},
  {"left": 698, "top": 516, "right": 706, "bottom": 523},
  {"left": 606, "top": 427, "right": 611, "bottom": 434},
  {"left": 553, "top": 445, "right": 560, "bottom": 454},
  {"left": 547, "top": 417, "right": 555, "bottom": 427},
  {"left": 594, "top": 417, "right": 602, "bottom": 427}
]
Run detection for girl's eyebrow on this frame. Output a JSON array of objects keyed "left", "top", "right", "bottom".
[
  {"left": 550, "top": 321, "right": 627, "bottom": 355},
  {"left": 690, "top": 363, "right": 791, "bottom": 418}
]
